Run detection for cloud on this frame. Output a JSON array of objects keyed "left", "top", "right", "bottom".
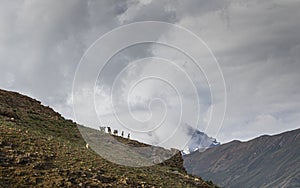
[
  {"left": 223, "top": 114, "right": 286, "bottom": 141},
  {"left": 0, "top": 0, "right": 128, "bottom": 118},
  {"left": 174, "top": 0, "right": 300, "bottom": 142},
  {"left": 0, "top": 0, "right": 299, "bottom": 147},
  {"left": 92, "top": 55, "right": 202, "bottom": 149}
]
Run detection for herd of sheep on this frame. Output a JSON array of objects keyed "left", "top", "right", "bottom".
[
  {"left": 85, "top": 126, "right": 131, "bottom": 149},
  {"left": 99, "top": 126, "right": 130, "bottom": 139}
]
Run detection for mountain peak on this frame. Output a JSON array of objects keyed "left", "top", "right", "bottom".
[{"left": 182, "top": 129, "right": 220, "bottom": 155}]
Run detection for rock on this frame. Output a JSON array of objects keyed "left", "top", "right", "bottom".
[
  {"left": 118, "top": 177, "right": 128, "bottom": 185},
  {"left": 171, "top": 170, "right": 180, "bottom": 175},
  {"left": 65, "top": 181, "right": 72, "bottom": 186}
]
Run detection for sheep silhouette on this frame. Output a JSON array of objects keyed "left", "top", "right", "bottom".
[
  {"left": 99, "top": 126, "right": 106, "bottom": 132},
  {"left": 113, "top": 130, "right": 118, "bottom": 135},
  {"left": 107, "top": 127, "right": 112, "bottom": 134}
]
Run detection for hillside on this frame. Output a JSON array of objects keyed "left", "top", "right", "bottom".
[
  {"left": 0, "top": 89, "right": 217, "bottom": 187},
  {"left": 184, "top": 129, "right": 300, "bottom": 188}
]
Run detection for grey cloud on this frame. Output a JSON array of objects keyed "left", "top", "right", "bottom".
[
  {"left": 0, "top": 0, "right": 130, "bottom": 118},
  {"left": 183, "top": 1, "right": 300, "bottom": 142},
  {"left": 118, "top": 0, "right": 178, "bottom": 23},
  {"left": 0, "top": 0, "right": 299, "bottom": 146}
]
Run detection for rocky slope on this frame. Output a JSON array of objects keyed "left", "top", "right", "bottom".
[
  {"left": 184, "top": 128, "right": 300, "bottom": 188},
  {"left": 0, "top": 89, "right": 218, "bottom": 187}
]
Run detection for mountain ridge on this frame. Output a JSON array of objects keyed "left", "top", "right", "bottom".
[
  {"left": 0, "top": 88, "right": 218, "bottom": 187},
  {"left": 184, "top": 127, "right": 300, "bottom": 188}
]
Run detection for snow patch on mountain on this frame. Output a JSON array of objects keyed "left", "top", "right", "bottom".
[{"left": 182, "top": 128, "right": 220, "bottom": 155}]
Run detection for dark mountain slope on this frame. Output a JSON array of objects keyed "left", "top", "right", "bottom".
[
  {"left": 0, "top": 89, "right": 217, "bottom": 187},
  {"left": 184, "top": 128, "right": 300, "bottom": 188}
]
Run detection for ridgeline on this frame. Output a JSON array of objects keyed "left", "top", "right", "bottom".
[{"left": 0, "top": 89, "right": 217, "bottom": 188}]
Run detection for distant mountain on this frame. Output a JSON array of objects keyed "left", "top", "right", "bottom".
[
  {"left": 0, "top": 89, "right": 218, "bottom": 187},
  {"left": 183, "top": 129, "right": 300, "bottom": 188},
  {"left": 182, "top": 129, "right": 220, "bottom": 155}
]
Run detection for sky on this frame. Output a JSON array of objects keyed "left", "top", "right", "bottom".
[{"left": 1, "top": 0, "right": 300, "bottom": 148}]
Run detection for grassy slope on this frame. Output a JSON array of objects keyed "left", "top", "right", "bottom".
[{"left": 0, "top": 89, "right": 217, "bottom": 188}]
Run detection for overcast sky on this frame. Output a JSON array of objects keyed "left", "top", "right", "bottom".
[{"left": 1, "top": 0, "right": 300, "bottom": 147}]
